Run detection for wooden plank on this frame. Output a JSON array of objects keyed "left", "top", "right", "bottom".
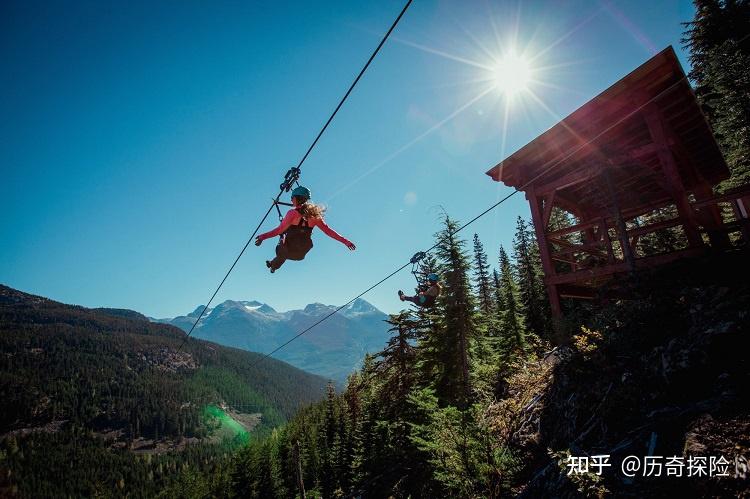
[
  {"left": 549, "top": 238, "right": 607, "bottom": 256},
  {"left": 626, "top": 218, "right": 681, "bottom": 238},
  {"left": 546, "top": 261, "right": 630, "bottom": 285},
  {"left": 535, "top": 167, "right": 598, "bottom": 196},
  {"left": 547, "top": 219, "right": 602, "bottom": 239},
  {"left": 558, "top": 284, "right": 597, "bottom": 300},
  {"left": 551, "top": 254, "right": 578, "bottom": 264},
  {"left": 620, "top": 197, "right": 675, "bottom": 221},
  {"left": 546, "top": 247, "right": 705, "bottom": 285}
]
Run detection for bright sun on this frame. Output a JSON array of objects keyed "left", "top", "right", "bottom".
[{"left": 493, "top": 53, "right": 531, "bottom": 96}]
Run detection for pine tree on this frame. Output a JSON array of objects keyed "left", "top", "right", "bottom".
[
  {"left": 513, "top": 217, "right": 547, "bottom": 338},
  {"left": 340, "top": 375, "right": 360, "bottom": 492},
  {"left": 411, "top": 253, "right": 447, "bottom": 390},
  {"left": 525, "top": 222, "right": 554, "bottom": 338},
  {"left": 682, "top": 0, "right": 750, "bottom": 190},
  {"left": 492, "top": 268, "right": 504, "bottom": 317},
  {"left": 320, "top": 382, "right": 338, "bottom": 498},
  {"left": 471, "top": 234, "right": 494, "bottom": 315},
  {"left": 378, "top": 312, "right": 420, "bottom": 404},
  {"left": 432, "top": 216, "right": 478, "bottom": 408},
  {"left": 499, "top": 245, "right": 524, "bottom": 351}
]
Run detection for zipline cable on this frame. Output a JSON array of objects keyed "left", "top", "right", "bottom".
[
  {"left": 249, "top": 74, "right": 689, "bottom": 368},
  {"left": 294, "top": 0, "right": 413, "bottom": 171},
  {"left": 178, "top": 201, "right": 277, "bottom": 351},
  {"left": 178, "top": 0, "right": 414, "bottom": 350}
]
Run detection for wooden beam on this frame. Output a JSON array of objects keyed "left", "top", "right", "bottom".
[
  {"left": 547, "top": 219, "right": 603, "bottom": 239},
  {"left": 546, "top": 261, "right": 631, "bottom": 285},
  {"left": 526, "top": 187, "right": 561, "bottom": 317},
  {"left": 555, "top": 192, "right": 583, "bottom": 220},
  {"left": 535, "top": 167, "right": 597, "bottom": 196},
  {"left": 551, "top": 254, "right": 578, "bottom": 265},
  {"left": 549, "top": 238, "right": 607, "bottom": 256},
  {"left": 641, "top": 103, "right": 703, "bottom": 248},
  {"left": 609, "top": 140, "right": 675, "bottom": 165},
  {"left": 558, "top": 284, "right": 598, "bottom": 300},
  {"left": 626, "top": 217, "right": 681, "bottom": 239},
  {"left": 542, "top": 190, "right": 556, "bottom": 229},
  {"left": 620, "top": 197, "right": 675, "bottom": 222},
  {"left": 546, "top": 247, "right": 706, "bottom": 286},
  {"left": 527, "top": 188, "right": 556, "bottom": 278},
  {"left": 603, "top": 168, "right": 636, "bottom": 270}
]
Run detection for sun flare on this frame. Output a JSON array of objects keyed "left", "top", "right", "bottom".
[{"left": 493, "top": 53, "right": 531, "bottom": 96}]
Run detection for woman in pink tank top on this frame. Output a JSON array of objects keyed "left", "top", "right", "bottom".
[{"left": 255, "top": 186, "right": 355, "bottom": 272}]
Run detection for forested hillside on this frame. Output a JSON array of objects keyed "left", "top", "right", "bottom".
[
  {"left": 232, "top": 217, "right": 749, "bottom": 498},
  {"left": 0, "top": 285, "right": 328, "bottom": 497}
]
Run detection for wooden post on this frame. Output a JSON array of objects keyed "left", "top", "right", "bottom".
[
  {"left": 603, "top": 168, "right": 636, "bottom": 271},
  {"left": 293, "top": 440, "right": 306, "bottom": 499},
  {"left": 642, "top": 106, "right": 703, "bottom": 248},
  {"left": 527, "top": 188, "right": 562, "bottom": 317}
]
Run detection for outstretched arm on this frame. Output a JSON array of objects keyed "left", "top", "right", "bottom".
[
  {"left": 314, "top": 219, "right": 355, "bottom": 250},
  {"left": 255, "top": 210, "right": 296, "bottom": 245}
]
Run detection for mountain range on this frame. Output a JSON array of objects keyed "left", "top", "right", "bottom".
[{"left": 157, "top": 298, "right": 391, "bottom": 382}]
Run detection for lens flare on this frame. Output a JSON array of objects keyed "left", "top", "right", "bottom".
[{"left": 493, "top": 53, "right": 531, "bottom": 96}]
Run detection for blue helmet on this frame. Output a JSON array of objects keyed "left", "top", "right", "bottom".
[
  {"left": 291, "top": 186, "right": 311, "bottom": 199},
  {"left": 427, "top": 273, "right": 439, "bottom": 282}
]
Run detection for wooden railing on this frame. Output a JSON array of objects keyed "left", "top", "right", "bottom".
[{"left": 546, "top": 185, "right": 750, "bottom": 276}]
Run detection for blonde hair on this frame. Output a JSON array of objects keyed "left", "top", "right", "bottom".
[{"left": 296, "top": 199, "right": 326, "bottom": 219}]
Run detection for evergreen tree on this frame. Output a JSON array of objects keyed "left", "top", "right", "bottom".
[
  {"left": 320, "top": 382, "right": 338, "bottom": 498},
  {"left": 411, "top": 253, "right": 448, "bottom": 391},
  {"left": 499, "top": 245, "right": 524, "bottom": 351},
  {"left": 472, "top": 234, "right": 494, "bottom": 315},
  {"left": 513, "top": 217, "right": 547, "bottom": 339},
  {"left": 433, "top": 216, "right": 478, "bottom": 408},
  {"left": 683, "top": 0, "right": 750, "bottom": 190},
  {"left": 378, "top": 312, "right": 420, "bottom": 404},
  {"left": 492, "top": 268, "right": 505, "bottom": 318}
]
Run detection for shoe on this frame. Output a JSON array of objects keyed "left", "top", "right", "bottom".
[
  {"left": 398, "top": 290, "right": 405, "bottom": 301},
  {"left": 266, "top": 261, "right": 275, "bottom": 274}
]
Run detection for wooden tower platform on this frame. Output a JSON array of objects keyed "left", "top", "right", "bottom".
[{"left": 486, "top": 46, "right": 750, "bottom": 317}]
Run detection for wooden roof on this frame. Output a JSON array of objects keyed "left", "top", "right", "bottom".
[{"left": 485, "top": 46, "right": 729, "bottom": 216}]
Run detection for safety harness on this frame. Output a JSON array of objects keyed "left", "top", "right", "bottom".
[{"left": 281, "top": 208, "right": 313, "bottom": 260}]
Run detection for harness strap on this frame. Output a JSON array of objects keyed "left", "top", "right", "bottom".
[{"left": 295, "top": 208, "right": 309, "bottom": 227}]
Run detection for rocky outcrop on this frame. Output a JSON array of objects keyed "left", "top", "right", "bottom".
[{"left": 507, "top": 251, "right": 750, "bottom": 498}]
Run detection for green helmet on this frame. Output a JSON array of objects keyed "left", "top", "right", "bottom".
[{"left": 291, "top": 186, "right": 311, "bottom": 199}]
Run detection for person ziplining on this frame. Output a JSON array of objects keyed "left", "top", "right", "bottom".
[
  {"left": 255, "top": 186, "right": 356, "bottom": 273},
  {"left": 398, "top": 272, "right": 441, "bottom": 307}
]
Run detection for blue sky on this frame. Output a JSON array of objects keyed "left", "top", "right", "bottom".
[{"left": 1, "top": 0, "right": 697, "bottom": 318}]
